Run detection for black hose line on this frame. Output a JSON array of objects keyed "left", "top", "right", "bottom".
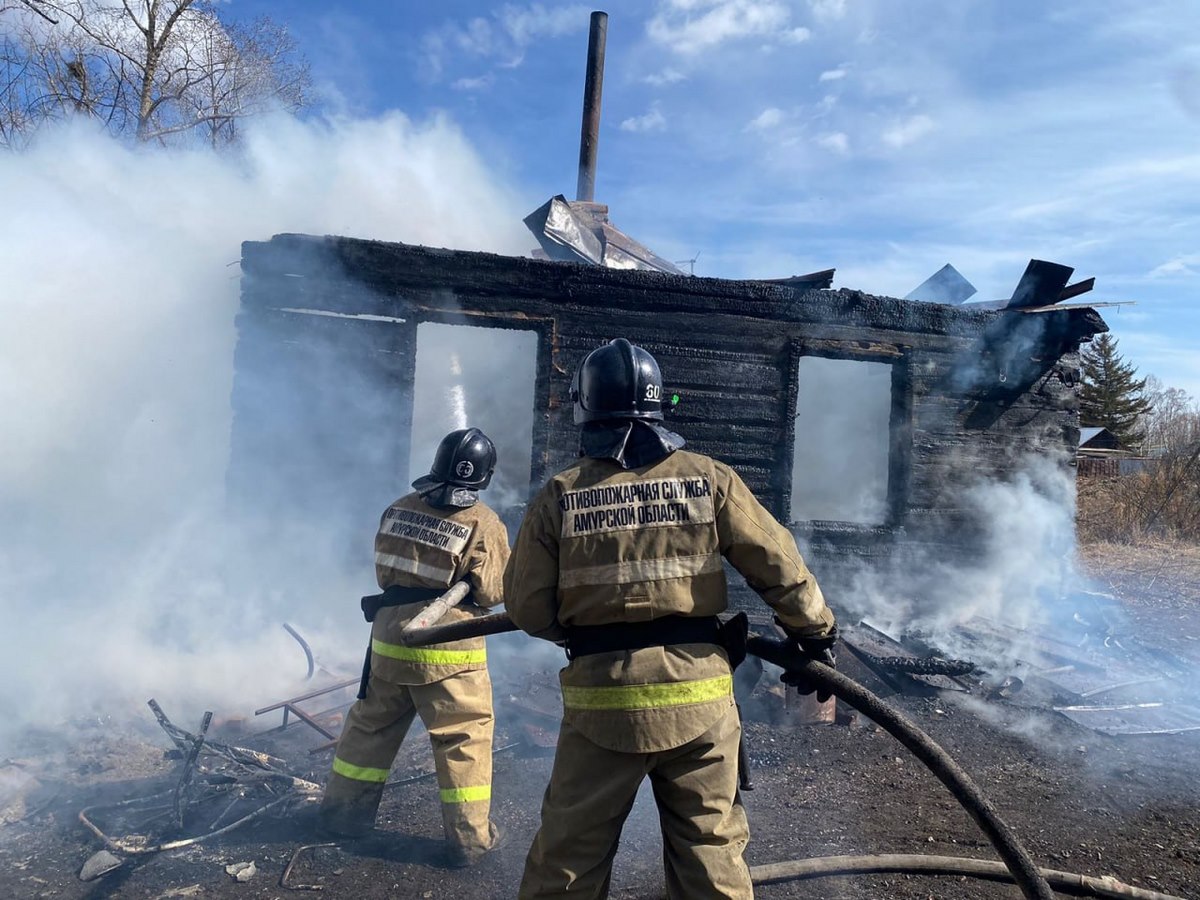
[
  {"left": 748, "top": 853, "right": 1187, "bottom": 900},
  {"left": 747, "top": 634, "right": 1056, "bottom": 900}
]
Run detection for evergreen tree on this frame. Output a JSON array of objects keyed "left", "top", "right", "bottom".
[{"left": 1079, "top": 333, "right": 1153, "bottom": 448}]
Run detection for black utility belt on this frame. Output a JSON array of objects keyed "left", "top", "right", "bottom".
[
  {"left": 360, "top": 584, "right": 472, "bottom": 623},
  {"left": 565, "top": 615, "right": 721, "bottom": 659}
]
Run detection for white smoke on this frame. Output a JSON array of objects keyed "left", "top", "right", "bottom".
[
  {"left": 409, "top": 322, "right": 539, "bottom": 509},
  {"left": 847, "top": 452, "right": 1079, "bottom": 672},
  {"left": 791, "top": 356, "right": 892, "bottom": 524},
  {"left": 0, "top": 112, "right": 529, "bottom": 743}
]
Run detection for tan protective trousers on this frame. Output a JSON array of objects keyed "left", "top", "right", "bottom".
[
  {"left": 319, "top": 668, "right": 494, "bottom": 850},
  {"left": 519, "top": 706, "right": 751, "bottom": 899}
]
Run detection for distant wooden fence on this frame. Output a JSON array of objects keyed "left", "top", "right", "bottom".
[{"left": 1076, "top": 456, "right": 1153, "bottom": 478}]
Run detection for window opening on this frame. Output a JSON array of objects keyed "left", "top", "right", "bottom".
[
  {"left": 410, "top": 322, "right": 538, "bottom": 506},
  {"left": 791, "top": 356, "right": 892, "bottom": 525}
]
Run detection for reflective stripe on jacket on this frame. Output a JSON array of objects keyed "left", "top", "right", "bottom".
[
  {"left": 370, "top": 493, "right": 509, "bottom": 685},
  {"left": 505, "top": 449, "right": 835, "bottom": 753}
]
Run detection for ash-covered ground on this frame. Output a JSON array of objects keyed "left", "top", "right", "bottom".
[{"left": 3, "top": 553, "right": 1199, "bottom": 900}]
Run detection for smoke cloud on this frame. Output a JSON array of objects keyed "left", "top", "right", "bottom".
[
  {"left": 0, "top": 112, "right": 530, "bottom": 743},
  {"left": 847, "top": 453, "right": 1078, "bottom": 668}
]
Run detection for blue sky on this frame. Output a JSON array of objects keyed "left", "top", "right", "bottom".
[{"left": 227, "top": 0, "right": 1199, "bottom": 396}]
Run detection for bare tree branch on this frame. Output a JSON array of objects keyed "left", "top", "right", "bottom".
[
  {"left": 16, "top": 0, "right": 58, "bottom": 24},
  {"left": 0, "top": 0, "right": 309, "bottom": 146}
]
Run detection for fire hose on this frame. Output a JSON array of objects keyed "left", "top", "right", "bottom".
[
  {"left": 400, "top": 615, "right": 1172, "bottom": 900},
  {"left": 746, "top": 633, "right": 1057, "bottom": 900},
  {"left": 748, "top": 855, "right": 1186, "bottom": 900}
]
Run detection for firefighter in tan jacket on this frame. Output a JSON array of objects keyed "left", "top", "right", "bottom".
[
  {"left": 505, "top": 339, "right": 838, "bottom": 899},
  {"left": 319, "top": 428, "right": 509, "bottom": 867}
]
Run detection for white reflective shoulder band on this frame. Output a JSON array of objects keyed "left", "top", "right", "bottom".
[
  {"left": 374, "top": 552, "right": 455, "bottom": 585},
  {"left": 558, "top": 552, "right": 722, "bottom": 589}
]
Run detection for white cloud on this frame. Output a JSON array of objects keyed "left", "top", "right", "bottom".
[
  {"left": 819, "top": 67, "right": 847, "bottom": 81},
  {"left": 620, "top": 107, "right": 668, "bottom": 132},
  {"left": 817, "top": 131, "right": 850, "bottom": 153},
  {"left": 451, "top": 74, "right": 494, "bottom": 91},
  {"left": 1149, "top": 254, "right": 1200, "bottom": 278},
  {"left": 882, "top": 113, "right": 935, "bottom": 148},
  {"left": 422, "top": 3, "right": 589, "bottom": 80},
  {"left": 459, "top": 16, "right": 495, "bottom": 54},
  {"left": 1087, "top": 153, "right": 1200, "bottom": 185},
  {"left": 781, "top": 26, "right": 812, "bottom": 44},
  {"left": 499, "top": 3, "right": 590, "bottom": 44},
  {"left": 809, "top": 0, "right": 848, "bottom": 22},
  {"left": 644, "top": 67, "right": 688, "bottom": 86},
  {"left": 1006, "top": 197, "right": 1079, "bottom": 222},
  {"left": 746, "top": 107, "right": 785, "bottom": 130},
  {"left": 647, "top": 0, "right": 793, "bottom": 54}
]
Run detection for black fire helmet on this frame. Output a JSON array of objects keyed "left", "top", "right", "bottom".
[
  {"left": 571, "top": 338, "right": 668, "bottom": 424},
  {"left": 413, "top": 427, "right": 497, "bottom": 492}
]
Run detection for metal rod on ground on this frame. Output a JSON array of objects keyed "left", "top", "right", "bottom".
[
  {"left": 404, "top": 615, "right": 1055, "bottom": 900},
  {"left": 575, "top": 10, "right": 608, "bottom": 202},
  {"left": 256, "top": 678, "right": 361, "bottom": 716},
  {"left": 281, "top": 842, "right": 337, "bottom": 892},
  {"left": 749, "top": 853, "right": 1187, "bottom": 900},
  {"left": 283, "top": 623, "right": 316, "bottom": 680},
  {"left": 747, "top": 634, "right": 1055, "bottom": 900},
  {"left": 400, "top": 581, "right": 472, "bottom": 635}
]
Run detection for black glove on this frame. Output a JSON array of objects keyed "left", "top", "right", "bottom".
[{"left": 776, "top": 619, "right": 838, "bottom": 704}]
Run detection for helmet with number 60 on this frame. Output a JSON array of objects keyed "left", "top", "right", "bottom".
[{"left": 570, "top": 338, "right": 665, "bottom": 424}]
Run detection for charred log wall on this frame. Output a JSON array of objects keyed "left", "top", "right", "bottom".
[{"left": 233, "top": 234, "right": 1106, "bottom": 603}]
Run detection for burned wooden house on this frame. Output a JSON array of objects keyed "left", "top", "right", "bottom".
[
  {"left": 229, "top": 12, "right": 1106, "bottom": 613},
  {"left": 230, "top": 232, "right": 1106, "bottom": 611}
]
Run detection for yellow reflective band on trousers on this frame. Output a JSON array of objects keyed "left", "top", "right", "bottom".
[
  {"left": 439, "top": 784, "right": 491, "bottom": 804},
  {"left": 561, "top": 675, "right": 733, "bottom": 711},
  {"left": 331, "top": 756, "right": 390, "bottom": 783},
  {"left": 371, "top": 639, "right": 486, "bottom": 665}
]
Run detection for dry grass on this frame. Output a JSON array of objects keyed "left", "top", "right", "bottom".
[
  {"left": 1075, "top": 458, "right": 1200, "bottom": 544},
  {"left": 1076, "top": 540, "right": 1200, "bottom": 610}
]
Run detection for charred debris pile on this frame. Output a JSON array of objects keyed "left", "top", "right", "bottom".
[{"left": 60, "top": 701, "right": 321, "bottom": 883}]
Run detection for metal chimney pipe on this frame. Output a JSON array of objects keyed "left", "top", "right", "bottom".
[{"left": 575, "top": 11, "right": 608, "bottom": 202}]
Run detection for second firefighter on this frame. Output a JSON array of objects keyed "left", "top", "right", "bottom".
[{"left": 319, "top": 427, "right": 509, "bottom": 867}]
